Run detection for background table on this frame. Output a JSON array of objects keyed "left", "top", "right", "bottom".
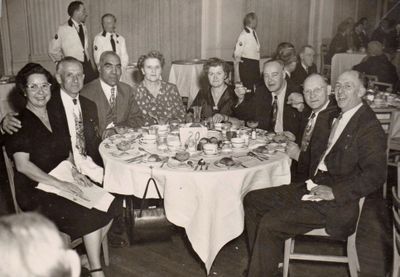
[
  {"left": 0, "top": 82, "right": 16, "bottom": 119},
  {"left": 99, "top": 138, "right": 291, "bottom": 273},
  {"left": 120, "top": 63, "right": 140, "bottom": 88},
  {"left": 168, "top": 60, "right": 208, "bottom": 108},
  {"left": 331, "top": 53, "right": 366, "bottom": 85}
]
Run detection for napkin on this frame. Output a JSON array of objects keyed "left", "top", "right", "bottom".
[
  {"left": 301, "top": 179, "right": 323, "bottom": 202},
  {"left": 37, "top": 160, "right": 114, "bottom": 212}
]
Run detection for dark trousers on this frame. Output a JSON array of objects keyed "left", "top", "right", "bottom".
[
  {"left": 239, "top": 58, "right": 261, "bottom": 92},
  {"left": 82, "top": 56, "right": 98, "bottom": 84},
  {"left": 244, "top": 183, "right": 331, "bottom": 277}
]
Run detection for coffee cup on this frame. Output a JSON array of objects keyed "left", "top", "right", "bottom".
[
  {"left": 231, "top": 137, "right": 245, "bottom": 148},
  {"left": 203, "top": 143, "right": 218, "bottom": 155}
]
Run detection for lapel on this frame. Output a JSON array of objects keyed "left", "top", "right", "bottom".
[
  {"left": 328, "top": 104, "right": 365, "bottom": 154},
  {"left": 115, "top": 82, "right": 127, "bottom": 120},
  {"left": 96, "top": 80, "right": 112, "bottom": 116}
]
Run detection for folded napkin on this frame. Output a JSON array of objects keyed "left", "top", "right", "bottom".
[
  {"left": 74, "top": 153, "right": 104, "bottom": 184},
  {"left": 301, "top": 179, "right": 323, "bottom": 202}
]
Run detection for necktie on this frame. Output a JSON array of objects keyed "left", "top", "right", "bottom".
[
  {"left": 78, "top": 24, "right": 85, "bottom": 48},
  {"left": 300, "top": 112, "right": 316, "bottom": 151},
  {"left": 72, "top": 99, "right": 86, "bottom": 156},
  {"left": 109, "top": 87, "right": 116, "bottom": 109},
  {"left": 271, "top": 95, "right": 278, "bottom": 130},
  {"left": 110, "top": 34, "right": 116, "bottom": 52},
  {"left": 253, "top": 30, "right": 258, "bottom": 44}
]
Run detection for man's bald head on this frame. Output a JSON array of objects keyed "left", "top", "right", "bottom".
[
  {"left": 303, "top": 74, "right": 329, "bottom": 111},
  {"left": 262, "top": 59, "right": 286, "bottom": 93}
]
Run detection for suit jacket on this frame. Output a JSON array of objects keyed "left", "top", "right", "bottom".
[
  {"left": 47, "top": 89, "right": 102, "bottom": 166},
  {"left": 295, "top": 99, "right": 339, "bottom": 183},
  {"left": 80, "top": 79, "right": 144, "bottom": 135},
  {"left": 353, "top": 55, "right": 399, "bottom": 87},
  {"left": 312, "top": 103, "right": 386, "bottom": 238},
  {"left": 290, "top": 62, "right": 318, "bottom": 89},
  {"left": 328, "top": 33, "right": 348, "bottom": 64},
  {"left": 234, "top": 82, "right": 309, "bottom": 144}
]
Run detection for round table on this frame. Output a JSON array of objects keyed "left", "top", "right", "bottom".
[{"left": 99, "top": 131, "right": 291, "bottom": 273}]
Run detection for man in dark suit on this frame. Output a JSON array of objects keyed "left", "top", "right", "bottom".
[
  {"left": 243, "top": 70, "right": 386, "bottom": 277},
  {"left": 328, "top": 22, "right": 350, "bottom": 64},
  {"left": 233, "top": 59, "right": 308, "bottom": 144},
  {"left": 353, "top": 41, "right": 399, "bottom": 88},
  {"left": 81, "top": 51, "right": 144, "bottom": 137},
  {"left": 290, "top": 45, "right": 318, "bottom": 89},
  {"left": 287, "top": 74, "right": 339, "bottom": 183}
]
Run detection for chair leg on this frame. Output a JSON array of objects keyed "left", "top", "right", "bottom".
[
  {"left": 283, "top": 239, "right": 291, "bottom": 277},
  {"left": 102, "top": 236, "right": 110, "bottom": 266},
  {"left": 347, "top": 238, "right": 359, "bottom": 277}
]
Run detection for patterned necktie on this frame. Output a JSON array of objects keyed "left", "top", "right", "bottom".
[
  {"left": 78, "top": 24, "right": 85, "bottom": 47},
  {"left": 109, "top": 87, "right": 116, "bottom": 109},
  {"left": 72, "top": 99, "right": 86, "bottom": 156},
  {"left": 110, "top": 34, "right": 116, "bottom": 52},
  {"left": 271, "top": 95, "right": 278, "bottom": 130},
  {"left": 253, "top": 30, "right": 258, "bottom": 44},
  {"left": 300, "top": 112, "right": 316, "bottom": 151}
]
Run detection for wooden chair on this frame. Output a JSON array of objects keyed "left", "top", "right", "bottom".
[
  {"left": 283, "top": 198, "right": 365, "bottom": 277},
  {"left": 372, "top": 81, "right": 394, "bottom": 92},
  {"left": 2, "top": 146, "right": 110, "bottom": 266},
  {"left": 392, "top": 187, "right": 400, "bottom": 277}
]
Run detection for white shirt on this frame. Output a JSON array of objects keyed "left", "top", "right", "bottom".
[
  {"left": 93, "top": 31, "right": 129, "bottom": 67},
  {"left": 100, "top": 79, "right": 118, "bottom": 104},
  {"left": 272, "top": 81, "right": 287, "bottom": 133},
  {"left": 49, "top": 18, "right": 90, "bottom": 62},
  {"left": 60, "top": 89, "right": 104, "bottom": 183},
  {"left": 317, "top": 103, "right": 363, "bottom": 172},
  {"left": 233, "top": 27, "right": 260, "bottom": 60}
]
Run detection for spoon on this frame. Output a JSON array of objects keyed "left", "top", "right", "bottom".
[
  {"left": 139, "top": 147, "right": 152, "bottom": 154},
  {"left": 199, "top": 159, "right": 206, "bottom": 170},
  {"left": 187, "top": 160, "right": 194, "bottom": 168}
]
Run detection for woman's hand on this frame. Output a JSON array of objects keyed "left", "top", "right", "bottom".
[
  {"left": 212, "top": 113, "right": 226, "bottom": 123},
  {"left": 58, "top": 181, "right": 83, "bottom": 196},
  {"left": 72, "top": 167, "right": 93, "bottom": 187}
]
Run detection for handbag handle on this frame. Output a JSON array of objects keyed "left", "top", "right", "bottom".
[{"left": 139, "top": 177, "right": 163, "bottom": 217}]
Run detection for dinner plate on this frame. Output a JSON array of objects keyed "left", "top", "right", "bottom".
[
  {"left": 213, "top": 159, "right": 242, "bottom": 169},
  {"left": 167, "top": 159, "right": 192, "bottom": 169}
]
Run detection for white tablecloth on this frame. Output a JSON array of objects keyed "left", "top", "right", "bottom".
[
  {"left": 331, "top": 53, "right": 366, "bottom": 85},
  {"left": 168, "top": 63, "right": 205, "bottom": 108},
  {"left": 99, "top": 139, "right": 291, "bottom": 273},
  {"left": 0, "top": 83, "right": 16, "bottom": 119}
]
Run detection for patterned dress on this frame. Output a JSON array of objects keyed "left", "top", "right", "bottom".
[{"left": 132, "top": 80, "right": 186, "bottom": 126}]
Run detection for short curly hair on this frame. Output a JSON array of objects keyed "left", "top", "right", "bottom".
[
  {"left": 137, "top": 50, "right": 165, "bottom": 71},
  {"left": 276, "top": 47, "right": 297, "bottom": 66},
  {"left": 15, "top": 63, "right": 55, "bottom": 97},
  {"left": 203, "top": 57, "right": 230, "bottom": 76}
]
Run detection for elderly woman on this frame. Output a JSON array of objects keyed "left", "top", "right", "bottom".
[
  {"left": 133, "top": 50, "right": 186, "bottom": 125},
  {"left": 189, "top": 58, "right": 237, "bottom": 123},
  {"left": 5, "top": 63, "right": 112, "bottom": 277}
]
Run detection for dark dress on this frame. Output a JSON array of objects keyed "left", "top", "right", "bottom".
[
  {"left": 5, "top": 108, "right": 113, "bottom": 240},
  {"left": 189, "top": 85, "right": 237, "bottom": 119}
]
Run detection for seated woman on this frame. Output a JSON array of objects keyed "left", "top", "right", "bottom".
[
  {"left": 5, "top": 63, "right": 113, "bottom": 277},
  {"left": 133, "top": 50, "right": 186, "bottom": 126},
  {"left": 0, "top": 212, "right": 81, "bottom": 277},
  {"left": 189, "top": 57, "right": 237, "bottom": 123}
]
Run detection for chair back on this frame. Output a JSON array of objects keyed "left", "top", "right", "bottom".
[
  {"left": 392, "top": 187, "right": 400, "bottom": 256},
  {"left": 2, "top": 146, "right": 21, "bottom": 213}
]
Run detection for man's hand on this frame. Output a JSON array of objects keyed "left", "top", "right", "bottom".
[
  {"left": 72, "top": 166, "right": 93, "bottom": 187},
  {"left": 212, "top": 113, "right": 225, "bottom": 123},
  {"left": 102, "top": 128, "right": 117, "bottom": 140},
  {"left": 1, "top": 112, "right": 21, "bottom": 134},
  {"left": 310, "top": 185, "right": 335, "bottom": 200},
  {"left": 287, "top": 93, "right": 305, "bottom": 112},
  {"left": 234, "top": 85, "right": 248, "bottom": 104},
  {"left": 233, "top": 55, "right": 243, "bottom": 64},
  {"left": 286, "top": 141, "right": 300, "bottom": 161}
]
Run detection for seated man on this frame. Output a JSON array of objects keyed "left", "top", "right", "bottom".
[
  {"left": 353, "top": 41, "right": 399, "bottom": 88},
  {"left": 233, "top": 59, "right": 309, "bottom": 144},
  {"left": 290, "top": 45, "right": 318, "bottom": 90},
  {"left": 287, "top": 74, "right": 339, "bottom": 183},
  {"left": 81, "top": 51, "right": 144, "bottom": 138},
  {"left": 244, "top": 70, "right": 386, "bottom": 277}
]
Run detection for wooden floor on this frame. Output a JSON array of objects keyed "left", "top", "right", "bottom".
[{"left": 0, "top": 160, "right": 394, "bottom": 277}]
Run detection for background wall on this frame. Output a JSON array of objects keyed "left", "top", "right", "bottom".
[{"left": 0, "top": 0, "right": 385, "bottom": 76}]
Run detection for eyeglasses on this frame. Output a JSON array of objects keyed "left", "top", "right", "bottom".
[
  {"left": 26, "top": 83, "right": 52, "bottom": 92},
  {"left": 304, "top": 86, "right": 325, "bottom": 95},
  {"left": 334, "top": 83, "right": 353, "bottom": 93}
]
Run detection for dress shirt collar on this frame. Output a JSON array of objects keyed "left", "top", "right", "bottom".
[
  {"left": 313, "top": 100, "right": 330, "bottom": 118},
  {"left": 340, "top": 102, "right": 363, "bottom": 122},
  {"left": 71, "top": 18, "right": 83, "bottom": 28},
  {"left": 60, "top": 89, "right": 79, "bottom": 107},
  {"left": 301, "top": 62, "right": 308, "bottom": 72}
]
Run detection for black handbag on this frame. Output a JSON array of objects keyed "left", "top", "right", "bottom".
[{"left": 128, "top": 176, "right": 175, "bottom": 243}]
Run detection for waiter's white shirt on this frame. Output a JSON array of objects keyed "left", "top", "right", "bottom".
[
  {"left": 233, "top": 26, "right": 260, "bottom": 60},
  {"left": 60, "top": 89, "right": 103, "bottom": 183},
  {"left": 93, "top": 31, "right": 129, "bottom": 67},
  {"left": 49, "top": 18, "right": 90, "bottom": 62},
  {"left": 317, "top": 103, "right": 363, "bottom": 172},
  {"left": 272, "top": 81, "right": 287, "bottom": 133}
]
